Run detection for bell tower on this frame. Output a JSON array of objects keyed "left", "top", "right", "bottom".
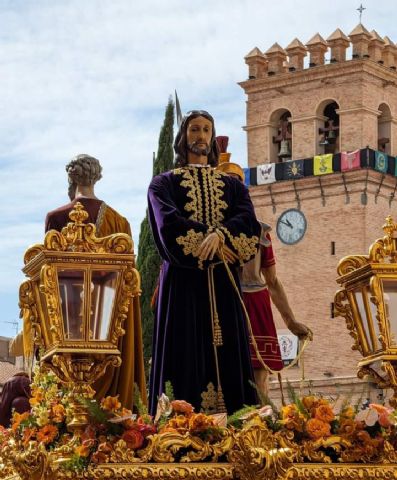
[{"left": 240, "top": 24, "right": 397, "bottom": 401}]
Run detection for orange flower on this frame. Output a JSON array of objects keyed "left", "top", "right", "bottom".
[
  {"left": 302, "top": 396, "right": 317, "bottom": 411},
  {"left": 75, "top": 443, "right": 91, "bottom": 458},
  {"left": 171, "top": 400, "right": 194, "bottom": 416},
  {"left": 340, "top": 406, "right": 355, "bottom": 419},
  {"left": 369, "top": 404, "right": 393, "bottom": 428},
  {"left": 338, "top": 419, "right": 360, "bottom": 437},
  {"left": 51, "top": 404, "right": 66, "bottom": 423},
  {"left": 37, "top": 424, "right": 58, "bottom": 444},
  {"left": 314, "top": 404, "right": 335, "bottom": 423},
  {"left": 168, "top": 415, "right": 189, "bottom": 431},
  {"left": 280, "top": 404, "right": 305, "bottom": 432},
  {"left": 101, "top": 396, "right": 121, "bottom": 413},
  {"left": 188, "top": 413, "right": 216, "bottom": 432},
  {"left": 281, "top": 404, "right": 298, "bottom": 419},
  {"left": 306, "top": 418, "right": 331, "bottom": 440},
  {"left": 121, "top": 429, "right": 144, "bottom": 450},
  {"left": 22, "top": 427, "right": 37, "bottom": 446},
  {"left": 11, "top": 411, "right": 31, "bottom": 432},
  {"left": 29, "top": 388, "right": 44, "bottom": 406}
]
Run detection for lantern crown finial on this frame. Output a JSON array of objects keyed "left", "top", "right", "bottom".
[
  {"left": 383, "top": 215, "right": 397, "bottom": 238},
  {"left": 68, "top": 201, "right": 89, "bottom": 225}
]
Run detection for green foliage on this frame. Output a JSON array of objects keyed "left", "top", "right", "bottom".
[
  {"left": 81, "top": 398, "right": 108, "bottom": 424},
  {"left": 286, "top": 380, "right": 309, "bottom": 417},
  {"left": 248, "top": 379, "right": 279, "bottom": 415},
  {"left": 61, "top": 454, "right": 89, "bottom": 472},
  {"left": 165, "top": 381, "right": 175, "bottom": 402},
  {"left": 137, "top": 97, "right": 175, "bottom": 373},
  {"left": 227, "top": 405, "right": 257, "bottom": 429},
  {"left": 134, "top": 383, "right": 148, "bottom": 416}
]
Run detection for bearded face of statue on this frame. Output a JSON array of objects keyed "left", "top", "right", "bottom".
[{"left": 186, "top": 115, "right": 213, "bottom": 159}]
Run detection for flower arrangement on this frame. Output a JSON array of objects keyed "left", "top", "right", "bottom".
[
  {"left": 2, "top": 367, "right": 397, "bottom": 472},
  {"left": 275, "top": 388, "right": 397, "bottom": 463}
]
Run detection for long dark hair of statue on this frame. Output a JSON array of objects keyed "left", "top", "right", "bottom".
[{"left": 174, "top": 110, "right": 220, "bottom": 167}]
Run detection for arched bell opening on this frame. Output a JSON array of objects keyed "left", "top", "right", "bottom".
[
  {"left": 378, "top": 103, "right": 392, "bottom": 155},
  {"left": 317, "top": 100, "right": 340, "bottom": 155},
  {"left": 270, "top": 109, "right": 292, "bottom": 163}
]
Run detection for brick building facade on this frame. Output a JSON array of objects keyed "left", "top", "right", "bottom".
[{"left": 240, "top": 24, "right": 397, "bottom": 402}]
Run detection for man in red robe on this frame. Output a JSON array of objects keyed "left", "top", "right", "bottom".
[{"left": 217, "top": 161, "right": 311, "bottom": 397}]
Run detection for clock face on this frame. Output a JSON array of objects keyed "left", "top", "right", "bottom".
[{"left": 276, "top": 209, "right": 307, "bottom": 245}]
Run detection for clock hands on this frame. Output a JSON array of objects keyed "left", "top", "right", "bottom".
[{"left": 280, "top": 219, "right": 293, "bottom": 229}]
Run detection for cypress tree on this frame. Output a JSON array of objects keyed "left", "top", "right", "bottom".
[{"left": 137, "top": 98, "right": 175, "bottom": 372}]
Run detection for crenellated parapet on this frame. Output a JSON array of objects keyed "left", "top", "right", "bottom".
[{"left": 243, "top": 24, "right": 397, "bottom": 80}]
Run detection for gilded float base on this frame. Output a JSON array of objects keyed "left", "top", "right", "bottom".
[{"left": 3, "top": 463, "right": 397, "bottom": 480}]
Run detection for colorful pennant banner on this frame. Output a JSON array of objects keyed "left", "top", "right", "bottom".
[
  {"left": 375, "top": 151, "right": 388, "bottom": 173},
  {"left": 341, "top": 150, "right": 360, "bottom": 172},
  {"left": 314, "top": 154, "right": 333, "bottom": 176},
  {"left": 257, "top": 163, "right": 276, "bottom": 185},
  {"left": 282, "top": 159, "right": 304, "bottom": 180}
]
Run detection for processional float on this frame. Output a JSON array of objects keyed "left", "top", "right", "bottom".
[{"left": 2, "top": 205, "right": 397, "bottom": 480}]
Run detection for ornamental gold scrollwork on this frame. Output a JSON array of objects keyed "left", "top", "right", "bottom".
[
  {"left": 49, "top": 354, "right": 121, "bottom": 388},
  {"left": 334, "top": 289, "right": 362, "bottom": 354},
  {"left": 53, "top": 464, "right": 234, "bottom": 480},
  {"left": 110, "top": 266, "right": 141, "bottom": 345},
  {"left": 285, "top": 465, "right": 397, "bottom": 480},
  {"left": 24, "top": 202, "right": 133, "bottom": 263},
  {"left": 137, "top": 428, "right": 234, "bottom": 463},
  {"left": 39, "top": 264, "right": 62, "bottom": 343},
  {"left": 1, "top": 442, "right": 52, "bottom": 480},
  {"left": 336, "top": 255, "right": 368, "bottom": 276},
  {"left": 19, "top": 280, "right": 43, "bottom": 348},
  {"left": 369, "top": 276, "right": 388, "bottom": 350},
  {"left": 227, "top": 423, "right": 296, "bottom": 480},
  {"left": 369, "top": 215, "right": 397, "bottom": 263}
]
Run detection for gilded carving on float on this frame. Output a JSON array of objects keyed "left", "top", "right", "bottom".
[
  {"left": 3, "top": 209, "right": 397, "bottom": 480},
  {"left": 336, "top": 215, "right": 397, "bottom": 406}
]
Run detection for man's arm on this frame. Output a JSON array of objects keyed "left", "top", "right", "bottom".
[{"left": 263, "top": 264, "right": 312, "bottom": 339}]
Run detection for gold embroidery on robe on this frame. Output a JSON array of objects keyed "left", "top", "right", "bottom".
[
  {"left": 211, "top": 170, "right": 228, "bottom": 225},
  {"left": 220, "top": 226, "right": 259, "bottom": 264},
  {"left": 176, "top": 229, "right": 205, "bottom": 269}
]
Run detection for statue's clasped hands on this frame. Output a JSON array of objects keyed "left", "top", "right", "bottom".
[{"left": 197, "top": 231, "right": 238, "bottom": 263}]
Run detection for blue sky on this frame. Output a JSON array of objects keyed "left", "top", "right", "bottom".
[{"left": 0, "top": 0, "right": 396, "bottom": 338}]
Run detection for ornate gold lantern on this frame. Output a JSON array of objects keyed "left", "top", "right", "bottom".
[
  {"left": 335, "top": 216, "right": 397, "bottom": 406},
  {"left": 20, "top": 202, "right": 140, "bottom": 434}
]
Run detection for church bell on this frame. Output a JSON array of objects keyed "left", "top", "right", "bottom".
[
  {"left": 327, "top": 129, "right": 337, "bottom": 141},
  {"left": 278, "top": 139, "right": 291, "bottom": 158}
]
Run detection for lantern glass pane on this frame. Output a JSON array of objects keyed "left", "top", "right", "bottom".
[
  {"left": 381, "top": 279, "right": 397, "bottom": 347},
  {"left": 90, "top": 270, "right": 119, "bottom": 340},
  {"left": 58, "top": 269, "right": 85, "bottom": 340},
  {"left": 353, "top": 289, "right": 372, "bottom": 353}
]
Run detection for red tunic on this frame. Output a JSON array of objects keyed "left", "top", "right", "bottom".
[{"left": 242, "top": 235, "right": 283, "bottom": 371}]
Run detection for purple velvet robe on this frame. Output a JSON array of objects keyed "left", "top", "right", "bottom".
[
  {"left": 148, "top": 166, "right": 261, "bottom": 414},
  {"left": 0, "top": 374, "right": 31, "bottom": 428}
]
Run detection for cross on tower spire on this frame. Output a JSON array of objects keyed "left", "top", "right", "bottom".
[{"left": 357, "top": 3, "right": 366, "bottom": 23}]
